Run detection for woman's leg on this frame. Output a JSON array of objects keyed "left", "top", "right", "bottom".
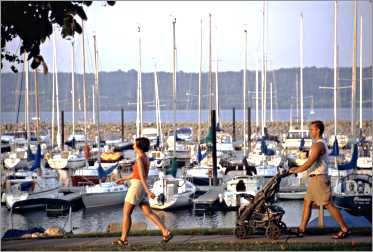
[
  {"left": 139, "top": 203, "right": 170, "bottom": 236},
  {"left": 121, "top": 202, "right": 135, "bottom": 241}
]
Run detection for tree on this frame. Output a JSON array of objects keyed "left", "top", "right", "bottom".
[{"left": 1, "top": 1, "right": 115, "bottom": 73}]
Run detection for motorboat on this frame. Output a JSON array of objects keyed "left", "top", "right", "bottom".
[
  {"left": 149, "top": 173, "right": 196, "bottom": 210},
  {"left": 223, "top": 175, "right": 266, "bottom": 208}
]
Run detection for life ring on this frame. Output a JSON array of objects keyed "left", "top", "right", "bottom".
[{"left": 346, "top": 180, "right": 357, "bottom": 193}]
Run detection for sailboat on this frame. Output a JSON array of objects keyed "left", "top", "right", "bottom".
[
  {"left": 148, "top": 19, "right": 196, "bottom": 210},
  {"left": 332, "top": 1, "right": 372, "bottom": 219},
  {"left": 47, "top": 27, "right": 69, "bottom": 170},
  {"left": 78, "top": 34, "right": 128, "bottom": 208},
  {"left": 3, "top": 56, "right": 33, "bottom": 170},
  {"left": 246, "top": 3, "right": 283, "bottom": 180},
  {"left": 164, "top": 19, "right": 191, "bottom": 167},
  {"left": 356, "top": 15, "right": 372, "bottom": 170},
  {"left": 332, "top": 144, "right": 372, "bottom": 217},
  {"left": 146, "top": 63, "right": 171, "bottom": 172},
  {"left": 149, "top": 172, "right": 196, "bottom": 210}
]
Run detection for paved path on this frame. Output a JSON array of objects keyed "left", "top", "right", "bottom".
[{"left": 2, "top": 233, "right": 372, "bottom": 251}]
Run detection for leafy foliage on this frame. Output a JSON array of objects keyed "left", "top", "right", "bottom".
[{"left": 1, "top": 1, "right": 115, "bottom": 73}]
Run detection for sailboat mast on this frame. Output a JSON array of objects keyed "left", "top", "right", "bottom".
[
  {"left": 351, "top": 0, "right": 357, "bottom": 139},
  {"left": 270, "top": 81, "right": 273, "bottom": 122},
  {"left": 172, "top": 18, "right": 177, "bottom": 157},
  {"left": 300, "top": 12, "right": 304, "bottom": 135},
  {"left": 34, "top": 70, "right": 40, "bottom": 140},
  {"left": 333, "top": 0, "right": 338, "bottom": 136},
  {"left": 255, "top": 51, "right": 259, "bottom": 129},
  {"left": 52, "top": 29, "right": 61, "bottom": 148},
  {"left": 154, "top": 62, "right": 161, "bottom": 140},
  {"left": 290, "top": 103, "right": 293, "bottom": 130},
  {"left": 295, "top": 73, "right": 299, "bottom": 125},
  {"left": 71, "top": 41, "right": 75, "bottom": 137},
  {"left": 52, "top": 50, "right": 55, "bottom": 146},
  {"left": 136, "top": 26, "right": 143, "bottom": 138},
  {"left": 24, "top": 53, "right": 30, "bottom": 145},
  {"left": 92, "top": 85, "right": 95, "bottom": 124},
  {"left": 93, "top": 34, "right": 101, "bottom": 147},
  {"left": 215, "top": 46, "right": 219, "bottom": 125},
  {"left": 81, "top": 20, "right": 88, "bottom": 143},
  {"left": 243, "top": 28, "right": 247, "bottom": 154},
  {"left": 198, "top": 18, "right": 202, "bottom": 144},
  {"left": 261, "top": 1, "right": 265, "bottom": 136},
  {"left": 359, "top": 15, "right": 363, "bottom": 130},
  {"left": 155, "top": 67, "right": 163, "bottom": 145},
  {"left": 208, "top": 13, "right": 212, "bottom": 122},
  {"left": 139, "top": 27, "right": 143, "bottom": 136}
]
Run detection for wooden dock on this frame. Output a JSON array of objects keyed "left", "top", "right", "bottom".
[
  {"left": 58, "top": 188, "right": 84, "bottom": 211},
  {"left": 58, "top": 186, "right": 84, "bottom": 194},
  {"left": 193, "top": 185, "right": 225, "bottom": 211}
]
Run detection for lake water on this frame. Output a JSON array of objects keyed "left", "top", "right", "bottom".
[{"left": 0, "top": 198, "right": 322, "bottom": 235}]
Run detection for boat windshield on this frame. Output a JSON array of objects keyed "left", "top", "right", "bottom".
[
  {"left": 217, "top": 135, "right": 232, "bottom": 144},
  {"left": 177, "top": 128, "right": 192, "bottom": 135},
  {"left": 287, "top": 131, "right": 309, "bottom": 139}
]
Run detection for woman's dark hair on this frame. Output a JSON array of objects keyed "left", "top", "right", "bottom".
[
  {"left": 311, "top": 120, "right": 324, "bottom": 136},
  {"left": 135, "top": 137, "right": 150, "bottom": 152}
]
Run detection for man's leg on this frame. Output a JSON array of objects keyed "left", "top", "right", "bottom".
[
  {"left": 325, "top": 202, "right": 349, "bottom": 232},
  {"left": 299, "top": 198, "right": 313, "bottom": 232}
]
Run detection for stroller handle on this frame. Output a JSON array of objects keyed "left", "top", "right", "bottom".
[{"left": 277, "top": 169, "right": 290, "bottom": 178}]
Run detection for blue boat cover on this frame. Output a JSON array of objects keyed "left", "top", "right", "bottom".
[
  {"left": 30, "top": 144, "right": 42, "bottom": 171},
  {"left": 2, "top": 227, "right": 45, "bottom": 239},
  {"left": 337, "top": 144, "right": 358, "bottom": 170},
  {"left": 97, "top": 163, "right": 118, "bottom": 179},
  {"left": 299, "top": 138, "right": 305, "bottom": 151},
  {"left": 329, "top": 137, "right": 340, "bottom": 156}
]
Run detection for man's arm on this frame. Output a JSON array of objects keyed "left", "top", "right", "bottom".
[{"left": 289, "top": 142, "right": 323, "bottom": 174}]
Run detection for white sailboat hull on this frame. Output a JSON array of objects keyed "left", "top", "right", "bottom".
[
  {"left": 48, "top": 158, "right": 68, "bottom": 170},
  {"left": 5, "top": 187, "right": 60, "bottom": 209},
  {"left": 4, "top": 158, "right": 21, "bottom": 169},
  {"left": 150, "top": 192, "right": 194, "bottom": 210},
  {"left": 4, "top": 158, "right": 31, "bottom": 170},
  {"left": 81, "top": 182, "right": 128, "bottom": 208},
  {"left": 67, "top": 158, "right": 86, "bottom": 169},
  {"left": 149, "top": 175, "right": 196, "bottom": 210},
  {"left": 82, "top": 191, "right": 127, "bottom": 208},
  {"left": 276, "top": 191, "right": 306, "bottom": 200},
  {"left": 357, "top": 157, "right": 372, "bottom": 169}
]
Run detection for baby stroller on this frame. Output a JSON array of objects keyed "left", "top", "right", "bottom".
[{"left": 234, "top": 170, "right": 289, "bottom": 240}]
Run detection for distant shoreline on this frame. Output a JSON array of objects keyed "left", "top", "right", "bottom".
[{"left": 1, "top": 120, "right": 371, "bottom": 142}]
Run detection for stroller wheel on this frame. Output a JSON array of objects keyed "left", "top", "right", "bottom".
[
  {"left": 266, "top": 223, "right": 281, "bottom": 240},
  {"left": 234, "top": 225, "right": 248, "bottom": 239},
  {"left": 277, "top": 221, "right": 287, "bottom": 232}
]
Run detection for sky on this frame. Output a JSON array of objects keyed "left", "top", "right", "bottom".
[{"left": 3, "top": 0, "right": 373, "bottom": 73}]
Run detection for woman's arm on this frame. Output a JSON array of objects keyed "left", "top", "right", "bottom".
[{"left": 115, "top": 173, "right": 133, "bottom": 184}]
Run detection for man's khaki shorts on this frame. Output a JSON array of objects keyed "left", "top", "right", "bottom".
[
  {"left": 305, "top": 175, "right": 331, "bottom": 205},
  {"left": 125, "top": 179, "right": 148, "bottom": 206}
]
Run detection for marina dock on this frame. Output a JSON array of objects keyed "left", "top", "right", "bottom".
[
  {"left": 193, "top": 185, "right": 225, "bottom": 211},
  {"left": 58, "top": 188, "right": 84, "bottom": 211}
]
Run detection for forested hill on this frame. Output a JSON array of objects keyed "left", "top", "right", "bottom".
[{"left": 1, "top": 66, "right": 372, "bottom": 112}]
